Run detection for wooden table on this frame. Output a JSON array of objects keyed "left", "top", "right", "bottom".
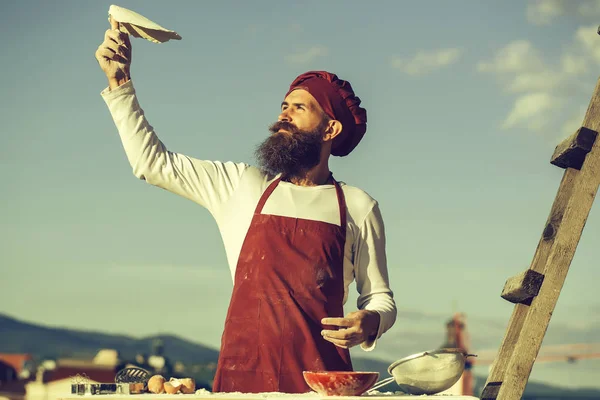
[{"left": 59, "top": 394, "right": 480, "bottom": 400}]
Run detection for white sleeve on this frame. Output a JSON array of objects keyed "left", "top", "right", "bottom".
[
  {"left": 100, "top": 81, "right": 248, "bottom": 214},
  {"left": 354, "top": 202, "right": 397, "bottom": 351}
]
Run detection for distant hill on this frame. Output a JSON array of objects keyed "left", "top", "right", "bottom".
[
  {"left": 1, "top": 312, "right": 599, "bottom": 398},
  {"left": 0, "top": 313, "right": 218, "bottom": 364}
]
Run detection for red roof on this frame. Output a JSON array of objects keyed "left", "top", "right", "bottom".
[
  {"left": 0, "top": 354, "right": 32, "bottom": 374},
  {"left": 45, "top": 365, "right": 117, "bottom": 384}
]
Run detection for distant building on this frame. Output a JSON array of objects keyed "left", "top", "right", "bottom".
[
  {"left": 0, "top": 380, "right": 26, "bottom": 400},
  {"left": 0, "top": 355, "right": 33, "bottom": 380},
  {"left": 0, "top": 361, "right": 17, "bottom": 384},
  {"left": 0, "top": 354, "right": 33, "bottom": 400},
  {"left": 24, "top": 349, "right": 123, "bottom": 400},
  {"left": 26, "top": 364, "right": 117, "bottom": 400},
  {"left": 440, "top": 313, "right": 474, "bottom": 396},
  {"left": 134, "top": 354, "right": 147, "bottom": 367},
  {"left": 92, "top": 350, "right": 120, "bottom": 367},
  {"left": 147, "top": 339, "right": 172, "bottom": 375}
]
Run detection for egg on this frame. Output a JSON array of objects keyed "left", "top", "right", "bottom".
[
  {"left": 179, "top": 378, "right": 196, "bottom": 394},
  {"left": 164, "top": 378, "right": 182, "bottom": 394},
  {"left": 147, "top": 375, "right": 166, "bottom": 394}
]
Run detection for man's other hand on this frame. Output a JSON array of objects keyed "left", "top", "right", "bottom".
[{"left": 321, "top": 310, "right": 381, "bottom": 349}]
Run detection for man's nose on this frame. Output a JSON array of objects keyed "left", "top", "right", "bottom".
[{"left": 278, "top": 110, "right": 291, "bottom": 122}]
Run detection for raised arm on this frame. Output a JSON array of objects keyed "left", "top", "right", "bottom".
[{"left": 95, "top": 25, "right": 247, "bottom": 211}]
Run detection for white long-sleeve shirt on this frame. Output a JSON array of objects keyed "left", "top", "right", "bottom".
[{"left": 101, "top": 81, "right": 396, "bottom": 350}]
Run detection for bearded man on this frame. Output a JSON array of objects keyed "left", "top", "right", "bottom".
[{"left": 96, "top": 27, "right": 396, "bottom": 394}]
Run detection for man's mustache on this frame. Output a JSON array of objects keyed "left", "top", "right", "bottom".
[{"left": 269, "top": 121, "right": 298, "bottom": 134}]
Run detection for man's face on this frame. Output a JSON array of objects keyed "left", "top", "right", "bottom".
[
  {"left": 277, "top": 89, "right": 327, "bottom": 133},
  {"left": 255, "top": 89, "right": 329, "bottom": 178}
]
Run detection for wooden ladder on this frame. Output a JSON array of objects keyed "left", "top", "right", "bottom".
[{"left": 480, "top": 78, "right": 600, "bottom": 398}]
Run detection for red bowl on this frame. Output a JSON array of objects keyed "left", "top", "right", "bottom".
[{"left": 303, "top": 371, "right": 379, "bottom": 396}]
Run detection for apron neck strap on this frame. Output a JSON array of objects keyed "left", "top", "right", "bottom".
[
  {"left": 255, "top": 177, "right": 282, "bottom": 214},
  {"left": 332, "top": 178, "right": 347, "bottom": 228},
  {"left": 254, "top": 174, "right": 347, "bottom": 228}
]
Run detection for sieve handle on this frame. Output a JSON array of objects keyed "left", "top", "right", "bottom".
[{"left": 367, "top": 377, "right": 395, "bottom": 393}]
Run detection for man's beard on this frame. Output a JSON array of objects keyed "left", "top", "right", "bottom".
[{"left": 255, "top": 120, "right": 326, "bottom": 179}]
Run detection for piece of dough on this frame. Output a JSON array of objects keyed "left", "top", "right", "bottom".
[{"left": 108, "top": 4, "right": 182, "bottom": 43}]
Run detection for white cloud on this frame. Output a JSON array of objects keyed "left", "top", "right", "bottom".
[
  {"left": 561, "top": 53, "right": 589, "bottom": 75},
  {"left": 391, "top": 48, "right": 463, "bottom": 76},
  {"left": 477, "top": 22, "right": 600, "bottom": 135},
  {"left": 502, "top": 92, "right": 561, "bottom": 131},
  {"left": 526, "top": 0, "right": 567, "bottom": 25},
  {"left": 478, "top": 40, "right": 563, "bottom": 132},
  {"left": 508, "top": 70, "right": 564, "bottom": 93},
  {"left": 477, "top": 40, "right": 543, "bottom": 74},
  {"left": 285, "top": 46, "right": 328, "bottom": 65},
  {"left": 575, "top": 25, "right": 600, "bottom": 65}
]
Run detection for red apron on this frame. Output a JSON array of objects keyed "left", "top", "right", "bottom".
[{"left": 212, "top": 176, "right": 352, "bottom": 393}]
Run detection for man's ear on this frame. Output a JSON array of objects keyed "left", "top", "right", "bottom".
[{"left": 323, "top": 120, "right": 343, "bottom": 142}]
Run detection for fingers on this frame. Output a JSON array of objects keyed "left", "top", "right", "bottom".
[
  {"left": 95, "top": 47, "right": 115, "bottom": 61},
  {"left": 106, "top": 41, "right": 131, "bottom": 61},
  {"left": 104, "top": 29, "right": 130, "bottom": 48},
  {"left": 322, "top": 334, "right": 358, "bottom": 349},
  {"left": 122, "top": 32, "right": 131, "bottom": 49},
  {"left": 109, "top": 15, "right": 119, "bottom": 31},
  {"left": 104, "top": 29, "right": 131, "bottom": 62},
  {"left": 96, "top": 37, "right": 130, "bottom": 62},
  {"left": 96, "top": 45, "right": 129, "bottom": 64},
  {"left": 119, "top": 44, "right": 131, "bottom": 61},
  {"left": 322, "top": 328, "right": 357, "bottom": 339},
  {"left": 321, "top": 313, "right": 369, "bottom": 349},
  {"left": 103, "top": 40, "right": 121, "bottom": 54},
  {"left": 95, "top": 47, "right": 129, "bottom": 66},
  {"left": 321, "top": 317, "right": 353, "bottom": 328}
]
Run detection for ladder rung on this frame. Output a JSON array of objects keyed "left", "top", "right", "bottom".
[
  {"left": 481, "top": 381, "right": 502, "bottom": 400},
  {"left": 501, "top": 270, "right": 544, "bottom": 304},
  {"left": 551, "top": 127, "right": 597, "bottom": 170}
]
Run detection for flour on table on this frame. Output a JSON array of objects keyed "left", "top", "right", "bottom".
[
  {"left": 193, "top": 389, "right": 413, "bottom": 397},
  {"left": 194, "top": 390, "right": 319, "bottom": 397}
]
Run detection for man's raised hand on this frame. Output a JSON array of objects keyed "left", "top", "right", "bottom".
[{"left": 95, "top": 24, "right": 132, "bottom": 89}]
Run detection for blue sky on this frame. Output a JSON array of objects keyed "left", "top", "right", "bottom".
[{"left": 1, "top": 0, "right": 599, "bottom": 390}]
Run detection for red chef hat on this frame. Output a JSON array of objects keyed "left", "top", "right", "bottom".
[{"left": 285, "top": 71, "right": 367, "bottom": 157}]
